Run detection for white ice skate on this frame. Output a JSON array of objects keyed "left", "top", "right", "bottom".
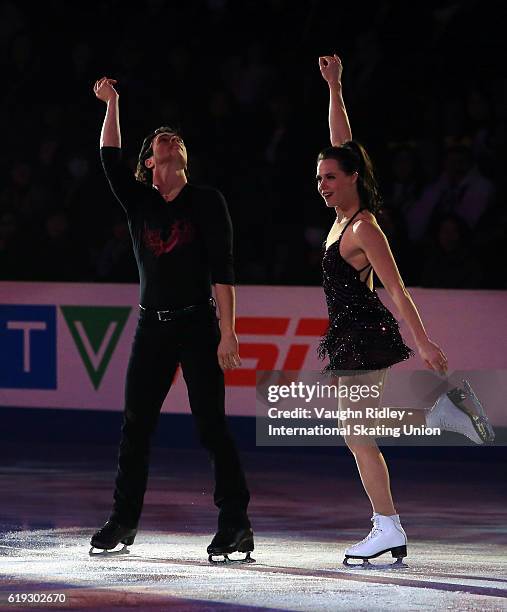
[
  {"left": 426, "top": 379, "right": 495, "bottom": 444},
  {"left": 343, "top": 514, "right": 407, "bottom": 569}
]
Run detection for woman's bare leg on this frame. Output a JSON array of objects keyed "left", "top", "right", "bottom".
[
  {"left": 339, "top": 369, "right": 397, "bottom": 515},
  {"left": 347, "top": 440, "right": 397, "bottom": 515}
]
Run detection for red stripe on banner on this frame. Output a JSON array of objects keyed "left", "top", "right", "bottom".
[
  {"left": 236, "top": 317, "right": 290, "bottom": 335},
  {"left": 226, "top": 343, "right": 279, "bottom": 386},
  {"left": 282, "top": 345, "right": 309, "bottom": 370},
  {"left": 295, "top": 318, "right": 328, "bottom": 335}
]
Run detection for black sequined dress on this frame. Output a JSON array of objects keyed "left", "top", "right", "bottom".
[{"left": 318, "top": 208, "right": 414, "bottom": 374}]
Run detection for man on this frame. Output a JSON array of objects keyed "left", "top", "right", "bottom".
[{"left": 90, "top": 76, "right": 253, "bottom": 563}]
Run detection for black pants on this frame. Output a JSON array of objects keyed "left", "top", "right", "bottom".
[{"left": 109, "top": 304, "right": 250, "bottom": 530}]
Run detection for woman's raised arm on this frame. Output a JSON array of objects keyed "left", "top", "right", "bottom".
[{"left": 319, "top": 54, "right": 352, "bottom": 146}]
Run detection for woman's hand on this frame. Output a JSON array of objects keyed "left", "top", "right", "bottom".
[
  {"left": 319, "top": 54, "right": 343, "bottom": 86},
  {"left": 93, "top": 76, "right": 118, "bottom": 103},
  {"left": 217, "top": 330, "right": 242, "bottom": 371},
  {"left": 417, "top": 338, "right": 448, "bottom": 375}
]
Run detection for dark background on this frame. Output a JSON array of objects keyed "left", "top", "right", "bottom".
[{"left": 1, "top": 0, "right": 506, "bottom": 288}]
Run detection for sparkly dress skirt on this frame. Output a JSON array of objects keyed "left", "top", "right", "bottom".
[
  {"left": 319, "top": 233, "right": 413, "bottom": 374},
  {"left": 318, "top": 293, "right": 414, "bottom": 374}
]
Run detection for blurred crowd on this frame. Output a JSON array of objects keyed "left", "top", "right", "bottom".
[{"left": 1, "top": 0, "right": 506, "bottom": 289}]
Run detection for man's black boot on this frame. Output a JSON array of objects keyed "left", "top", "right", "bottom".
[
  {"left": 90, "top": 520, "right": 137, "bottom": 551},
  {"left": 207, "top": 526, "right": 255, "bottom": 563}
]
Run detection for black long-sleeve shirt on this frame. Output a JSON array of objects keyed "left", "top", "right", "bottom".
[{"left": 101, "top": 146, "right": 234, "bottom": 309}]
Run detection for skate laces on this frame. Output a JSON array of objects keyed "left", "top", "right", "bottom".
[{"left": 356, "top": 516, "right": 382, "bottom": 546}]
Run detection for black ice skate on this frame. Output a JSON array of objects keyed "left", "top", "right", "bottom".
[
  {"left": 207, "top": 527, "right": 255, "bottom": 564},
  {"left": 89, "top": 520, "right": 137, "bottom": 556}
]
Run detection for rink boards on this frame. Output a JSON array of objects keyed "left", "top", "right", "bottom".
[{"left": 0, "top": 282, "right": 506, "bottom": 426}]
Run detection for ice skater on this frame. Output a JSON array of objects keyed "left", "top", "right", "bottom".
[
  {"left": 317, "top": 55, "right": 494, "bottom": 568},
  {"left": 90, "top": 76, "right": 254, "bottom": 563}
]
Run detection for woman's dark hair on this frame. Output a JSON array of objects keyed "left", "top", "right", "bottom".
[
  {"left": 317, "top": 141, "right": 382, "bottom": 214},
  {"left": 135, "top": 125, "right": 187, "bottom": 185}
]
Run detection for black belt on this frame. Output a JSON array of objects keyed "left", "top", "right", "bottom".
[{"left": 139, "top": 297, "right": 216, "bottom": 322}]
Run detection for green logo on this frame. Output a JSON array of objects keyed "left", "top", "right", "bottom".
[{"left": 61, "top": 306, "right": 131, "bottom": 389}]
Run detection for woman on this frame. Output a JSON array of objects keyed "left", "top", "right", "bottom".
[{"left": 317, "top": 55, "right": 494, "bottom": 567}]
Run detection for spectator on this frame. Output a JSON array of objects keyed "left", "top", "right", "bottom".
[
  {"left": 407, "top": 145, "right": 495, "bottom": 244},
  {"left": 95, "top": 215, "right": 138, "bottom": 283},
  {"left": 0, "top": 211, "right": 27, "bottom": 280},
  {"left": 0, "top": 2, "right": 504, "bottom": 289},
  {"left": 36, "top": 211, "right": 90, "bottom": 281},
  {"left": 420, "top": 214, "right": 482, "bottom": 289},
  {"left": 383, "top": 144, "right": 425, "bottom": 221}
]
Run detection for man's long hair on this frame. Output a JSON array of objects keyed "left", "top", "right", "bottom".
[{"left": 135, "top": 126, "right": 187, "bottom": 185}]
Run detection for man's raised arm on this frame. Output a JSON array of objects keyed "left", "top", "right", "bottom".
[
  {"left": 93, "top": 77, "right": 121, "bottom": 148},
  {"left": 93, "top": 77, "right": 139, "bottom": 213}
]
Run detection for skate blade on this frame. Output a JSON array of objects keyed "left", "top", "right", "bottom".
[
  {"left": 208, "top": 551, "right": 255, "bottom": 565},
  {"left": 447, "top": 382, "right": 495, "bottom": 443},
  {"left": 343, "top": 557, "right": 407, "bottom": 570},
  {"left": 89, "top": 544, "right": 131, "bottom": 557},
  {"left": 462, "top": 379, "right": 495, "bottom": 442}
]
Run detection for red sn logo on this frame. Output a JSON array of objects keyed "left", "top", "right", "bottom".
[{"left": 225, "top": 317, "right": 328, "bottom": 386}]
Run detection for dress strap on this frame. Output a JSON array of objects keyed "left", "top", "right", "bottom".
[
  {"left": 357, "top": 262, "right": 373, "bottom": 283},
  {"left": 341, "top": 209, "right": 372, "bottom": 282},
  {"left": 338, "top": 208, "right": 366, "bottom": 243},
  {"left": 357, "top": 262, "right": 372, "bottom": 273}
]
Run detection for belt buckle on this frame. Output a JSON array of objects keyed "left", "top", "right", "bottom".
[{"left": 157, "top": 309, "right": 174, "bottom": 322}]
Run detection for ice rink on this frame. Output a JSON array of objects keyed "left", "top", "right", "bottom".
[{"left": 1, "top": 444, "right": 505, "bottom": 611}]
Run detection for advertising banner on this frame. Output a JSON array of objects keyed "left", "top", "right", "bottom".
[{"left": 0, "top": 282, "right": 506, "bottom": 425}]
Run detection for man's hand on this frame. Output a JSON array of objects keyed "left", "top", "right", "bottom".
[
  {"left": 319, "top": 54, "right": 343, "bottom": 86},
  {"left": 93, "top": 77, "right": 118, "bottom": 103},
  {"left": 217, "top": 330, "right": 242, "bottom": 371}
]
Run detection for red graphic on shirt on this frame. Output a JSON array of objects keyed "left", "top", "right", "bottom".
[{"left": 143, "top": 220, "right": 195, "bottom": 257}]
